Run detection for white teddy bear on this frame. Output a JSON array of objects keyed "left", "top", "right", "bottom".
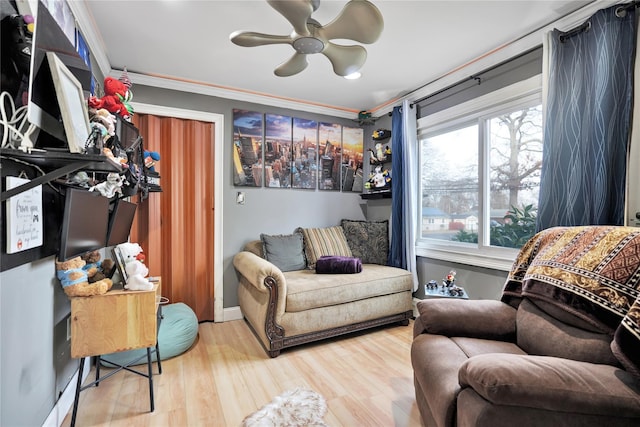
[
  {"left": 124, "top": 260, "right": 152, "bottom": 291},
  {"left": 116, "top": 242, "right": 153, "bottom": 291}
]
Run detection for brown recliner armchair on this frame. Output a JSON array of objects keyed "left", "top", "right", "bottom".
[{"left": 411, "top": 226, "right": 640, "bottom": 427}]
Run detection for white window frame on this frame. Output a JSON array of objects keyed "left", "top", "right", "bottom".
[{"left": 416, "top": 75, "right": 542, "bottom": 271}]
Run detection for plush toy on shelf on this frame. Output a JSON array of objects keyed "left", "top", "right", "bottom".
[
  {"left": 55, "top": 256, "right": 113, "bottom": 297},
  {"left": 89, "top": 172, "right": 124, "bottom": 198},
  {"left": 87, "top": 76, "right": 134, "bottom": 120},
  {"left": 143, "top": 150, "right": 160, "bottom": 172},
  {"left": 81, "top": 250, "right": 115, "bottom": 282},
  {"left": 367, "top": 165, "right": 391, "bottom": 189},
  {"left": 116, "top": 242, "right": 153, "bottom": 291}
]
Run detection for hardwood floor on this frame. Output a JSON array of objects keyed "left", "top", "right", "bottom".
[{"left": 61, "top": 319, "right": 422, "bottom": 427}]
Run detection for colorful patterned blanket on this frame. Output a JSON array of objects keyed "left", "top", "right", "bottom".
[{"left": 502, "top": 226, "right": 640, "bottom": 379}]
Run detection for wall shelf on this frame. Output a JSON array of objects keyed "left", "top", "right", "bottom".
[
  {"left": 360, "top": 191, "right": 392, "bottom": 200},
  {"left": 0, "top": 148, "right": 122, "bottom": 201}
]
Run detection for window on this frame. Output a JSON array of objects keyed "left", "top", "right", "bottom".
[{"left": 417, "top": 77, "right": 543, "bottom": 270}]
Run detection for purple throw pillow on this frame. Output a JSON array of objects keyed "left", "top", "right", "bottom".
[{"left": 316, "top": 255, "right": 362, "bottom": 274}]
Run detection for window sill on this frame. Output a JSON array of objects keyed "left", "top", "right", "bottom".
[{"left": 415, "top": 245, "right": 516, "bottom": 271}]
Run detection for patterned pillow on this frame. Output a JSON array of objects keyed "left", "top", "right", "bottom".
[
  {"left": 340, "top": 219, "right": 389, "bottom": 265},
  {"left": 260, "top": 232, "right": 306, "bottom": 272},
  {"left": 296, "top": 226, "right": 353, "bottom": 270}
]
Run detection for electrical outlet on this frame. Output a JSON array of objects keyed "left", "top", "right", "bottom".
[{"left": 66, "top": 316, "right": 71, "bottom": 341}]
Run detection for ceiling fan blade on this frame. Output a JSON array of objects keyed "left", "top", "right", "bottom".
[
  {"left": 230, "top": 31, "right": 292, "bottom": 47},
  {"left": 320, "top": 0, "right": 384, "bottom": 44},
  {"left": 274, "top": 53, "right": 309, "bottom": 77},
  {"left": 267, "top": 0, "right": 314, "bottom": 37},
  {"left": 321, "top": 43, "right": 366, "bottom": 77}
]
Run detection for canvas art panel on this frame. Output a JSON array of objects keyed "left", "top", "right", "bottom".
[
  {"left": 318, "top": 122, "right": 342, "bottom": 191},
  {"left": 341, "top": 126, "right": 364, "bottom": 192},
  {"left": 265, "top": 114, "right": 293, "bottom": 188},
  {"left": 233, "top": 109, "right": 263, "bottom": 187},
  {"left": 292, "top": 118, "right": 318, "bottom": 189}
]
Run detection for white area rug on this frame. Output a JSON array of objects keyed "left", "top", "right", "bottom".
[{"left": 241, "top": 387, "right": 328, "bottom": 427}]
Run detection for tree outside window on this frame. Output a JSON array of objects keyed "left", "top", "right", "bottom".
[{"left": 420, "top": 104, "right": 543, "bottom": 249}]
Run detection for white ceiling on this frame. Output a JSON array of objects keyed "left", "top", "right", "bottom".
[{"left": 76, "top": 0, "right": 609, "bottom": 118}]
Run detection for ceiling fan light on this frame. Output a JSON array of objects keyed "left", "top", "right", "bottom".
[
  {"left": 344, "top": 72, "right": 361, "bottom": 80},
  {"left": 292, "top": 37, "right": 324, "bottom": 54}
]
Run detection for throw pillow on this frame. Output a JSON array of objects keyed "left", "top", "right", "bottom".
[
  {"left": 296, "top": 226, "right": 353, "bottom": 270},
  {"left": 340, "top": 219, "right": 389, "bottom": 265},
  {"left": 260, "top": 232, "right": 306, "bottom": 272}
]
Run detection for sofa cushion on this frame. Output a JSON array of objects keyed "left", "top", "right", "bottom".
[
  {"left": 260, "top": 232, "right": 306, "bottom": 272},
  {"left": 458, "top": 353, "right": 640, "bottom": 417},
  {"left": 284, "top": 264, "right": 411, "bottom": 312},
  {"left": 416, "top": 299, "right": 517, "bottom": 341},
  {"left": 297, "top": 226, "right": 352, "bottom": 269},
  {"left": 243, "top": 240, "right": 264, "bottom": 258},
  {"left": 340, "top": 219, "right": 389, "bottom": 265},
  {"left": 411, "top": 334, "right": 525, "bottom": 427},
  {"left": 516, "top": 298, "right": 620, "bottom": 366}
]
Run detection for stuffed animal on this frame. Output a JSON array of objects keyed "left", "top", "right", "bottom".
[
  {"left": 56, "top": 256, "right": 113, "bottom": 297},
  {"left": 143, "top": 150, "right": 160, "bottom": 172},
  {"left": 102, "top": 147, "right": 128, "bottom": 169},
  {"left": 89, "top": 172, "right": 124, "bottom": 198},
  {"left": 81, "top": 250, "right": 115, "bottom": 283},
  {"left": 116, "top": 242, "right": 152, "bottom": 291},
  {"left": 88, "top": 108, "right": 117, "bottom": 146},
  {"left": 87, "top": 77, "right": 134, "bottom": 120},
  {"left": 124, "top": 260, "right": 152, "bottom": 291},
  {"left": 117, "top": 242, "right": 145, "bottom": 263}
]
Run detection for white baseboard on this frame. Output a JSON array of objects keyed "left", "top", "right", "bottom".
[
  {"left": 43, "top": 358, "right": 91, "bottom": 427},
  {"left": 223, "top": 305, "right": 243, "bottom": 321}
]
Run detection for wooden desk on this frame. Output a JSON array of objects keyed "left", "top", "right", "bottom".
[
  {"left": 69, "top": 281, "right": 161, "bottom": 427},
  {"left": 70, "top": 283, "right": 160, "bottom": 358}
]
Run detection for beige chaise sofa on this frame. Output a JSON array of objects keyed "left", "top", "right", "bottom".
[{"left": 233, "top": 221, "right": 414, "bottom": 357}]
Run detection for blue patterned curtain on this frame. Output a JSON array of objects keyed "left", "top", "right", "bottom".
[
  {"left": 537, "top": 4, "right": 636, "bottom": 230},
  {"left": 389, "top": 100, "right": 418, "bottom": 291}
]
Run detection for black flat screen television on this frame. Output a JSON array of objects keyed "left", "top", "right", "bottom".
[
  {"left": 58, "top": 188, "right": 109, "bottom": 261},
  {"left": 106, "top": 199, "right": 137, "bottom": 246}
]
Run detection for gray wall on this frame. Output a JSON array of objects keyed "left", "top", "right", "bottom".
[
  {"left": 130, "top": 84, "right": 374, "bottom": 308},
  {"left": 0, "top": 255, "right": 75, "bottom": 426}
]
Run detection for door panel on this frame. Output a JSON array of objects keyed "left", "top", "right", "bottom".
[{"left": 132, "top": 114, "right": 215, "bottom": 321}]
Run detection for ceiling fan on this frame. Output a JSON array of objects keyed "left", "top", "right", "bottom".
[{"left": 229, "top": 0, "right": 384, "bottom": 77}]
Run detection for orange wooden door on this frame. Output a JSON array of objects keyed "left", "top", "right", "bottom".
[{"left": 131, "top": 114, "right": 215, "bottom": 322}]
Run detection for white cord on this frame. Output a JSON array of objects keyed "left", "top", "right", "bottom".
[{"left": 0, "top": 91, "right": 32, "bottom": 149}]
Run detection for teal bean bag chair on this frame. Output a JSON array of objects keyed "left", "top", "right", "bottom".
[{"left": 100, "top": 302, "right": 198, "bottom": 366}]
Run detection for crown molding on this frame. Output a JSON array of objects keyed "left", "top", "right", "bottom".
[{"left": 108, "top": 71, "right": 358, "bottom": 119}]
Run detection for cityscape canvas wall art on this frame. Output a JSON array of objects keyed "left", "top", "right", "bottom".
[
  {"left": 264, "top": 114, "right": 293, "bottom": 188},
  {"left": 318, "top": 122, "right": 342, "bottom": 191},
  {"left": 341, "top": 126, "right": 364, "bottom": 192},
  {"left": 292, "top": 118, "right": 318, "bottom": 189},
  {"left": 233, "top": 109, "right": 263, "bottom": 187}
]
